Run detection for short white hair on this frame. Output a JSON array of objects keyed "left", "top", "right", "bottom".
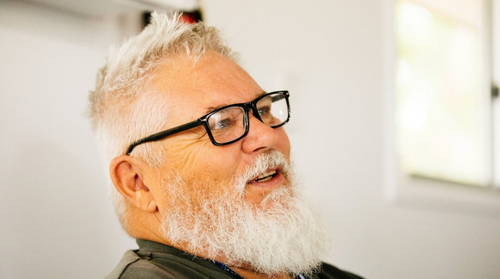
[{"left": 88, "top": 12, "right": 236, "bottom": 230}]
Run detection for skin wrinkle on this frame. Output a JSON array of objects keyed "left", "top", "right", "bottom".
[
  {"left": 165, "top": 142, "right": 220, "bottom": 180},
  {"left": 156, "top": 124, "right": 212, "bottom": 177}
]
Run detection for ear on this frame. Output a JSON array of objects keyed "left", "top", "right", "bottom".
[{"left": 109, "top": 155, "right": 158, "bottom": 213}]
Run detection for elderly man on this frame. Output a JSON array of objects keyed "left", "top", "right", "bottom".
[{"left": 89, "top": 12, "right": 363, "bottom": 279}]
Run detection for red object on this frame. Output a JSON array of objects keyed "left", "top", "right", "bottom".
[
  {"left": 180, "top": 14, "right": 197, "bottom": 24},
  {"left": 179, "top": 10, "right": 203, "bottom": 24}
]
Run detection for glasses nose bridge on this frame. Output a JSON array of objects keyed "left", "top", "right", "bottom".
[{"left": 243, "top": 101, "right": 263, "bottom": 122}]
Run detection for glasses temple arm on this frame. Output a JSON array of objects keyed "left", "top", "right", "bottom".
[{"left": 126, "top": 120, "right": 201, "bottom": 155}]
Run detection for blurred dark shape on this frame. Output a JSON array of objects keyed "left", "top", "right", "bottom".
[{"left": 142, "top": 10, "right": 203, "bottom": 28}]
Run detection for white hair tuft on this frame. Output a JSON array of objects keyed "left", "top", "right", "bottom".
[{"left": 88, "top": 12, "right": 237, "bottom": 231}]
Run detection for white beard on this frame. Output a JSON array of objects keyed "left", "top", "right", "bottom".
[{"left": 161, "top": 151, "right": 331, "bottom": 277}]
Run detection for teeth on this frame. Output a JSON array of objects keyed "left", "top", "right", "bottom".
[
  {"left": 255, "top": 170, "right": 277, "bottom": 182},
  {"left": 257, "top": 176, "right": 273, "bottom": 182}
]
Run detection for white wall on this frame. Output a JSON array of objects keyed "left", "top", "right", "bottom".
[
  {"left": 1, "top": 1, "right": 500, "bottom": 279},
  {"left": 0, "top": 2, "right": 137, "bottom": 278}
]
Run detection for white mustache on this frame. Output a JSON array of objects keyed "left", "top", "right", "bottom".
[{"left": 235, "top": 150, "right": 290, "bottom": 192}]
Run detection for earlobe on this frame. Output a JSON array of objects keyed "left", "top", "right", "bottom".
[
  {"left": 110, "top": 155, "right": 158, "bottom": 213},
  {"left": 135, "top": 182, "right": 158, "bottom": 213},
  {"left": 147, "top": 200, "right": 158, "bottom": 212}
]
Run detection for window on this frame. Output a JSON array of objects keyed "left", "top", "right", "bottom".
[
  {"left": 385, "top": 0, "right": 500, "bottom": 215},
  {"left": 396, "top": 0, "right": 494, "bottom": 187}
]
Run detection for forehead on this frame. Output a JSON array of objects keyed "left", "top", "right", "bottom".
[{"left": 148, "top": 51, "right": 263, "bottom": 121}]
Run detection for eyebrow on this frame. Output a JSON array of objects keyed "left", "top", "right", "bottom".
[
  {"left": 204, "top": 104, "right": 229, "bottom": 114},
  {"left": 203, "top": 91, "right": 267, "bottom": 114}
]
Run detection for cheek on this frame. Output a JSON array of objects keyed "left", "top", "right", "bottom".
[
  {"left": 199, "top": 158, "right": 236, "bottom": 181},
  {"left": 277, "top": 129, "right": 291, "bottom": 157},
  {"left": 200, "top": 147, "right": 242, "bottom": 180},
  {"left": 166, "top": 142, "right": 241, "bottom": 185},
  {"left": 156, "top": 146, "right": 240, "bottom": 210}
]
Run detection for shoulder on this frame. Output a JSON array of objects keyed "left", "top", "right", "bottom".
[
  {"left": 104, "top": 250, "right": 141, "bottom": 279},
  {"left": 103, "top": 250, "right": 198, "bottom": 279},
  {"left": 317, "top": 262, "right": 365, "bottom": 279},
  {"left": 104, "top": 249, "right": 234, "bottom": 279}
]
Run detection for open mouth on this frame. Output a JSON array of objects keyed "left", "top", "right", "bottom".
[{"left": 253, "top": 170, "right": 278, "bottom": 183}]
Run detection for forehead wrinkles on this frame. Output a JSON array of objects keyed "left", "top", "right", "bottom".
[{"left": 151, "top": 52, "right": 261, "bottom": 105}]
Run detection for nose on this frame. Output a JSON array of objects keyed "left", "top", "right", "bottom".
[{"left": 241, "top": 112, "right": 280, "bottom": 154}]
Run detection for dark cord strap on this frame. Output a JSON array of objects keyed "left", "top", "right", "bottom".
[{"left": 214, "top": 261, "right": 309, "bottom": 279}]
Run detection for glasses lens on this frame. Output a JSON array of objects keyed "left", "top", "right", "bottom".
[
  {"left": 208, "top": 106, "right": 246, "bottom": 144},
  {"left": 256, "top": 92, "right": 289, "bottom": 127}
]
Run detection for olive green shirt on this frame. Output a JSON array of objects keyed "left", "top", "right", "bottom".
[{"left": 105, "top": 239, "right": 364, "bottom": 279}]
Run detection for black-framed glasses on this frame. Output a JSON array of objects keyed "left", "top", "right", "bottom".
[{"left": 126, "top": 91, "right": 290, "bottom": 155}]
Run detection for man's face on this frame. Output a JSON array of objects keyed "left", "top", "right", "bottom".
[
  {"left": 141, "top": 51, "right": 329, "bottom": 276},
  {"left": 147, "top": 51, "right": 291, "bottom": 209}
]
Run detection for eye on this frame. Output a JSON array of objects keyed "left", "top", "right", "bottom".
[
  {"left": 211, "top": 118, "right": 234, "bottom": 130},
  {"left": 258, "top": 106, "right": 271, "bottom": 117}
]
